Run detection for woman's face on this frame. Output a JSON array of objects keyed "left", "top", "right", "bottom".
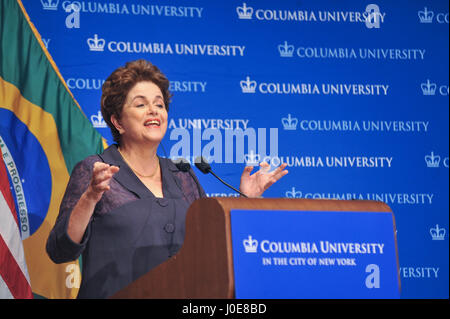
[{"left": 112, "top": 81, "right": 168, "bottom": 146}]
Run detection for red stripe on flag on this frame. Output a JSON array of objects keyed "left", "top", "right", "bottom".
[
  {"left": 0, "top": 155, "right": 32, "bottom": 298},
  {"left": 0, "top": 234, "right": 33, "bottom": 299},
  {"left": 0, "top": 158, "right": 19, "bottom": 227}
]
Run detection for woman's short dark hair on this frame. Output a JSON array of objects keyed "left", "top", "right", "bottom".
[{"left": 100, "top": 59, "right": 172, "bottom": 145}]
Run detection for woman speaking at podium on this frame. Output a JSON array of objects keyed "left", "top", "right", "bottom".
[{"left": 46, "top": 60, "right": 288, "bottom": 298}]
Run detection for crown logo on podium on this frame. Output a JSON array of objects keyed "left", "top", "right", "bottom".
[
  {"left": 91, "top": 111, "right": 107, "bottom": 128},
  {"left": 236, "top": 3, "right": 253, "bottom": 19},
  {"left": 430, "top": 224, "right": 445, "bottom": 240},
  {"left": 278, "top": 41, "right": 295, "bottom": 57},
  {"left": 418, "top": 7, "right": 434, "bottom": 23},
  {"left": 244, "top": 150, "right": 261, "bottom": 167},
  {"left": 87, "top": 34, "right": 106, "bottom": 52},
  {"left": 425, "top": 152, "right": 440, "bottom": 168},
  {"left": 41, "top": 0, "right": 59, "bottom": 10},
  {"left": 240, "top": 76, "right": 257, "bottom": 93},
  {"left": 421, "top": 79, "right": 437, "bottom": 96},
  {"left": 285, "top": 187, "right": 302, "bottom": 198},
  {"left": 243, "top": 235, "right": 258, "bottom": 253},
  {"left": 281, "top": 114, "right": 298, "bottom": 130}
]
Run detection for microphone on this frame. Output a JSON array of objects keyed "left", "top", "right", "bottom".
[
  {"left": 173, "top": 158, "right": 191, "bottom": 172},
  {"left": 173, "top": 157, "right": 205, "bottom": 197},
  {"left": 194, "top": 156, "right": 248, "bottom": 198}
]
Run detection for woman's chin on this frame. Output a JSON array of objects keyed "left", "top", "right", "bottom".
[{"left": 143, "top": 133, "right": 165, "bottom": 144}]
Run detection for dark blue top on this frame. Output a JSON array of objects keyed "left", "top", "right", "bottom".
[{"left": 46, "top": 145, "right": 206, "bottom": 298}]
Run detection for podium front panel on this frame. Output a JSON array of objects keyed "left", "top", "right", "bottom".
[{"left": 230, "top": 209, "right": 400, "bottom": 299}]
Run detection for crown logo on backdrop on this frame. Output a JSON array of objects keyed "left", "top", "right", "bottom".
[
  {"left": 243, "top": 235, "right": 258, "bottom": 253},
  {"left": 236, "top": 3, "right": 253, "bottom": 19},
  {"left": 281, "top": 114, "right": 298, "bottom": 130},
  {"left": 430, "top": 224, "right": 446, "bottom": 240},
  {"left": 240, "top": 76, "right": 257, "bottom": 93},
  {"left": 87, "top": 34, "right": 106, "bottom": 52},
  {"left": 244, "top": 150, "right": 261, "bottom": 166},
  {"left": 278, "top": 41, "right": 295, "bottom": 57},
  {"left": 418, "top": 7, "right": 434, "bottom": 23},
  {"left": 91, "top": 111, "right": 107, "bottom": 128},
  {"left": 425, "top": 152, "right": 440, "bottom": 168},
  {"left": 41, "top": 0, "right": 59, "bottom": 10},
  {"left": 421, "top": 79, "right": 437, "bottom": 96},
  {"left": 286, "top": 187, "right": 302, "bottom": 198}
]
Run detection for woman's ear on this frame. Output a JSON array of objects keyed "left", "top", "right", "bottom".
[{"left": 110, "top": 114, "right": 124, "bottom": 134}]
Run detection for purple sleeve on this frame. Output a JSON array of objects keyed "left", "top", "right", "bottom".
[
  {"left": 46, "top": 157, "right": 96, "bottom": 264},
  {"left": 173, "top": 168, "right": 207, "bottom": 205}
]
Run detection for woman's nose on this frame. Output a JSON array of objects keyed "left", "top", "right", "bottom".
[{"left": 146, "top": 104, "right": 158, "bottom": 114}]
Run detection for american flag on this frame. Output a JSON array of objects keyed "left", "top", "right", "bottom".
[{"left": 0, "top": 153, "right": 32, "bottom": 298}]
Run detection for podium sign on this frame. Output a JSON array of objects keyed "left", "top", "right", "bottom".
[{"left": 230, "top": 209, "right": 400, "bottom": 299}]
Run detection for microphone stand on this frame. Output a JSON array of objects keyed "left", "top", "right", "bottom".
[{"left": 208, "top": 169, "right": 248, "bottom": 198}]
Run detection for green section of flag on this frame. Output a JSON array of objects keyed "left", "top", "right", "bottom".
[{"left": 0, "top": 0, "right": 103, "bottom": 172}]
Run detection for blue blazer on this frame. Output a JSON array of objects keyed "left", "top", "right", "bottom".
[{"left": 46, "top": 145, "right": 206, "bottom": 298}]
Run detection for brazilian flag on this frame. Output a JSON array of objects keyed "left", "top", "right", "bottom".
[{"left": 0, "top": 0, "right": 105, "bottom": 298}]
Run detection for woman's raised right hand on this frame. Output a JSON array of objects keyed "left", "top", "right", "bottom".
[{"left": 85, "top": 162, "right": 120, "bottom": 202}]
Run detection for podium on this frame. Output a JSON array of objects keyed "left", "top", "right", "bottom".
[{"left": 110, "top": 198, "right": 400, "bottom": 299}]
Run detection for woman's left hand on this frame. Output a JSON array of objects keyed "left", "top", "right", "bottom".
[{"left": 239, "top": 162, "right": 288, "bottom": 198}]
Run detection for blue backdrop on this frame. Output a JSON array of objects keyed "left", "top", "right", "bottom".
[{"left": 21, "top": 0, "right": 448, "bottom": 299}]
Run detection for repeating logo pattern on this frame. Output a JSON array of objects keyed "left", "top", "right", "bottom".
[
  {"left": 236, "top": 3, "right": 386, "bottom": 28},
  {"left": 418, "top": 7, "right": 449, "bottom": 24},
  {"left": 21, "top": 0, "right": 450, "bottom": 299},
  {"left": 430, "top": 225, "right": 446, "bottom": 241}
]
